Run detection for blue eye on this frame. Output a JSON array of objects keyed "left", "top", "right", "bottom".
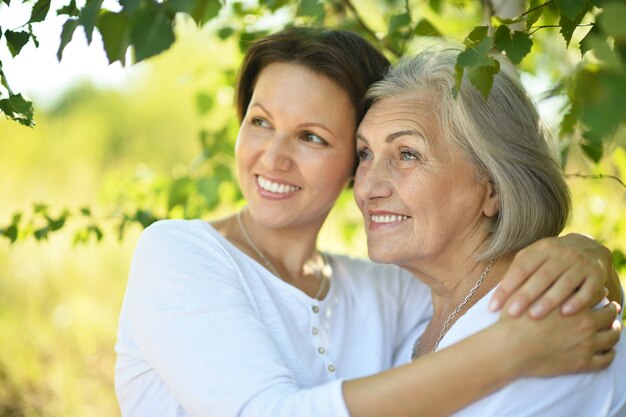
[
  {"left": 357, "top": 148, "right": 372, "bottom": 161},
  {"left": 400, "top": 149, "right": 420, "bottom": 161},
  {"left": 301, "top": 132, "right": 328, "bottom": 145}
]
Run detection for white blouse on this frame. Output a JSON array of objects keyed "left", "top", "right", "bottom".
[
  {"left": 115, "top": 219, "right": 432, "bottom": 417},
  {"left": 435, "top": 287, "right": 626, "bottom": 417}
]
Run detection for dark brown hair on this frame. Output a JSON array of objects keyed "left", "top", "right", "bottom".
[{"left": 236, "top": 27, "right": 390, "bottom": 124}]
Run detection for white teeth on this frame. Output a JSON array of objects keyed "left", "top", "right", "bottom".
[
  {"left": 257, "top": 175, "right": 301, "bottom": 193},
  {"left": 371, "top": 214, "right": 410, "bottom": 223}
]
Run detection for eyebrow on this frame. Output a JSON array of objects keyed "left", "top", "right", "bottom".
[
  {"left": 249, "top": 102, "right": 336, "bottom": 137},
  {"left": 356, "top": 129, "right": 424, "bottom": 144},
  {"left": 249, "top": 102, "right": 273, "bottom": 118}
]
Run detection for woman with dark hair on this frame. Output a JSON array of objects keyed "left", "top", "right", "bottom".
[{"left": 115, "top": 27, "right": 622, "bottom": 417}]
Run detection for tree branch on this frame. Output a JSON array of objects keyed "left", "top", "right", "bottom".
[
  {"left": 340, "top": 0, "right": 402, "bottom": 58},
  {"left": 529, "top": 23, "right": 593, "bottom": 35},
  {"left": 522, "top": 0, "right": 553, "bottom": 17},
  {"left": 565, "top": 173, "right": 626, "bottom": 190}
]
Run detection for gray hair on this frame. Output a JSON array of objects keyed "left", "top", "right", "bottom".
[{"left": 366, "top": 43, "right": 571, "bottom": 260}]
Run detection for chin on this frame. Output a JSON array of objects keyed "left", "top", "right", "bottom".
[{"left": 367, "top": 247, "right": 397, "bottom": 265}]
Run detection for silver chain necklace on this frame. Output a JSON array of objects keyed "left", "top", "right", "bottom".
[
  {"left": 411, "top": 257, "right": 498, "bottom": 361},
  {"left": 236, "top": 209, "right": 327, "bottom": 300}
]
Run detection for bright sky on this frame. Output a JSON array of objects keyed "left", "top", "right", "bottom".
[{"left": 0, "top": 0, "right": 130, "bottom": 108}]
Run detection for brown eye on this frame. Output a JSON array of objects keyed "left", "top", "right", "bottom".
[
  {"left": 301, "top": 132, "right": 327, "bottom": 145},
  {"left": 251, "top": 118, "right": 270, "bottom": 128}
]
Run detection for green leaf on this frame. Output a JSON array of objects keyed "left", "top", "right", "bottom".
[
  {"left": 581, "top": 131, "right": 604, "bottom": 162},
  {"left": 97, "top": 11, "right": 129, "bottom": 64},
  {"left": 429, "top": 0, "right": 442, "bottom": 12},
  {"left": 467, "top": 60, "right": 501, "bottom": 100},
  {"left": 120, "top": 0, "right": 140, "bottom": 13},
  {"left": 413, "top": 19, "right": 441, "bottom": 37},
  {"left": 584, "top": 34, "right": 622, "bottom": 70},
  {"left": 555, "top": 0, "right": 587, "bottom": 21},
  {"left": 598, "top": 3, "right": 626, "bottom": 41},
  {"left": 507, "top": 31, "right": 533, "bottom": 64},
  {"left": 464, "top": 26, "right": 489, "bottom": 47},
  {"left": 34, "top": 203, "right": 48, "bottom": 213},
  {"left": 4, "top": 30, "right": 30, "bottom": 57},
  {"left": 525, "top": 0, "right": 544, "bottom": 30},
  {"left": 79, "top": 0, "right": 103, "bottom": 44},
  {"left": 57, "top": 0, "right": 80, "bottom": 17},
  {"left": 134, "top": 209, "right": 158, "bottom": 228},
  {"left": 217, "top": 26, "right": 235, "bottom": 40},
  {"left": 297, "top": 0, "right": 325, "bottom": 22},
  {"left": 89, "top": 225, "right": 103, "bottom": 241},
  {"left": 580, "top": 24, "right": 604, "bottom": 56},
  {"left": 130, "top": 3, "right": 176, "bottom": 62},
  {"left": 28, "top": 25, "right": 40, "bottom": 48},
  {"left": 0, "top": 213, "right": 21, "bottom": 243},
  {"left": 457, "top": 37, "right": 493, "bottom": 68},
  {"left": 0, "top": 93, "right": 34, "bottom": 127},
  {"left": 559, "top": 4, "right": 590, "bottom": 47},
  {"left": 1, "top": 0, "right": 10, "bottom": 6},
  {"left": 165, "top": 0, "right": 195, "bottom": 14},
  {"left": 57, "top": 18, "right": 79, "bottom": 60},
  {"left": 575, "top": 69, "right": 626, "bottom": 145},
  {"left": 29, "top": 0, "right": 51, "bottom": 23},
  {"left": 190, "top": 0, "right": 222, "bottom": 26},
  {"left": 34, "top": 226, "right": 49, "bottom": 240},
  {"left": 80, "top": 207, "right": 92, "bottom": 216},
  {"left": 495, "top": 26, "right": 532, "bottom": 64},
  {"left": 388, "top": 12, "right": 411, "bottom": 35}
]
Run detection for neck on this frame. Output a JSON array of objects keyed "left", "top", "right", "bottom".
[
  {"left": 405, "top": 252, "right": 515, "bottom": 321},
  {"left": 218, "top": 207, "right": 327, "bottom": 283}
]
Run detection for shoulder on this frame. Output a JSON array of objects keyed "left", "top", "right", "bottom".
[
  {"left": 130, "top": 219, "right": 239, "bottom": 284},
  {"left": 135, "top": 219, "right": 229, "bottom": 262}
]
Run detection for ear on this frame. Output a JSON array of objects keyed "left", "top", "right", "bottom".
[{"left": 482, "top": 180, "right": 500, "bottom": 218}]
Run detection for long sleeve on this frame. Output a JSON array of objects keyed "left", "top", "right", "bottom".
[{"left": 115, "top": 220, "right": 351, "bottom": 417}]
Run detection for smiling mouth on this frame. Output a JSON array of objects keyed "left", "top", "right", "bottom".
[
  {"left": 370, "top": 214, "right": 411, "bottom": 224},
  {"left": 257, "top": 175, "right": 302, "bottom": 194}
]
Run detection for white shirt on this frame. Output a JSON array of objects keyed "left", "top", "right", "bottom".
[
  {"left": 435, "top": 287, "right": 626, "bottom": 417},
  {"left": 115, "top": 219, "right": 432, "bottom": 417}
]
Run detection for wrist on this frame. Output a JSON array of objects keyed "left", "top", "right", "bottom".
[{"left": 488, "top": 318, "right": 530, "bottom": 380}]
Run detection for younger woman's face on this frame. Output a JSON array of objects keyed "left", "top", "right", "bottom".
[{"left": 236, "top": 62, "right": 357, "bottom": 230}]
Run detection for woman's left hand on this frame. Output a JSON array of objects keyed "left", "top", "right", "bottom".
[{"left": 489, "top": 233, "right": 621, "bottom": 319}]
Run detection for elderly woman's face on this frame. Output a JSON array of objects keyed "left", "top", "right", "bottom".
[{"left": 353, "top": 91, "right": 499, "bottom": 268}]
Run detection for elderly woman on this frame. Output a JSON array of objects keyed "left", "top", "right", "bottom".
[{"left": 353, "top": 44, "right": 626, "bottom": 416}]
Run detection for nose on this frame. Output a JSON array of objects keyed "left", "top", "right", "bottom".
[
  {"left": 260, "top": 133, "right": 293, "bottom": 172},
  {"left": 354, "top": 159, "right": 393, "bottom": 207}
]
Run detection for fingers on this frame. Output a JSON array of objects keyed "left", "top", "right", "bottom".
[
  {"left": 559, "top": 276, "right": 607, "bottom": 316},
  {"left": 524, "top": 265, "right": 582, "bottom": 318},
  {"left": 591, "top": 302, "right": 618, "bottom": 331},
  {"left": 595, "top": 320, "right": 622, "bottom": 352},
  {"left": 490, "top": 249, "right": 547, "bottom": 314},
  {"left": 588, "top": 349, "right": 616, "bottom": 372}
]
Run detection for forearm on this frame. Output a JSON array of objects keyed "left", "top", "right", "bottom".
[{"left": 343, "top": 323, "right": 518, "bottom": 417}]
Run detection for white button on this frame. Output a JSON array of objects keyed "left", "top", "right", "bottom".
[
  {"left": 328, "top": 364, "right": 335, "bottom": 372},
  {"left": 317, "top": 347, "right": 325, "bottom": 354},
  {"left": 312, "top": 305, "right": 319, "bottom": 313},
  {"left": 312, "top": 327, "right": 319, "bottom": 335}
]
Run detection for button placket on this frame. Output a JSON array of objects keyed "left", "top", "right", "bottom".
[{"left": 309, "top": 301, "right": 337, "bottom": 377}]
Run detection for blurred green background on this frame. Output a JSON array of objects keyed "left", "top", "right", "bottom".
[{"left": 1, "top": 2, "right": 626, "bottom": 416}]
